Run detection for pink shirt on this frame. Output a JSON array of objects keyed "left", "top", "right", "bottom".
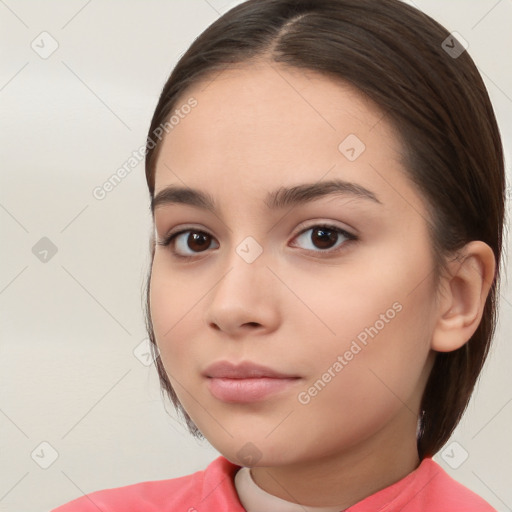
[{"left": 52, "top": 455, "right": 496, "bottom": 511}]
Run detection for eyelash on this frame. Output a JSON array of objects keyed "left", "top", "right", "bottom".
[{"left": 157, "top": 223, "right": 357, "bottom": 261}]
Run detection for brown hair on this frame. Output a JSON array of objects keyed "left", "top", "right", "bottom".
[{"left": 143, "top": 0, "right": 504, "bottom": 459}]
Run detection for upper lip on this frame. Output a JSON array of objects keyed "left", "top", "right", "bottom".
[{"left": 203, "top": 361, "right": 298, "bottom": 379}]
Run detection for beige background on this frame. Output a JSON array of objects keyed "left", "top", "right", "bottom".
[{"left": 1, "top": 1, "right": 511, "bottom": 511}]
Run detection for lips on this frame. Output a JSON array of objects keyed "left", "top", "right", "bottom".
[
  {"left": 203, "top": 361, "right": 297, "bottom": 379},
  {"left": 203, "top": 361, "right": 301, "bottom": 402}
]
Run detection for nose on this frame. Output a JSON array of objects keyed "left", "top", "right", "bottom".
[{"left": 203, "top": 243, "right": 281, "bottom": 338}]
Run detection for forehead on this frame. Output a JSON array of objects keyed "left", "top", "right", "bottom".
[
  {"left": 153, "top": 61, "right": 419, "bottom": 215},
  {"left": 161, "top": 61, "right": 396, "bottom": 154}
]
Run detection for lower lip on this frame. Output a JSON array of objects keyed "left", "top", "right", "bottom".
[{"left": 207, "top": 377, "right": 299, "bottom": 403}]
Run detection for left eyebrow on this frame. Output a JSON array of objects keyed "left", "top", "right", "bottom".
[{"left": 151, "top": 179, "right": 382, "bottom": 215}]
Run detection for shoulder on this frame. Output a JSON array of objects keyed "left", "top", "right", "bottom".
[
  {"left": 51, "top": 456, "right": 243, "bottom": 512},
  {"left": 398, "top": 458, "right": 497, "bottom": 511}
]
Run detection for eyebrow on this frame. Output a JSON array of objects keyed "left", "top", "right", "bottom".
[{"left": 151, "top": 179, "right": 382, "bottom": 215}]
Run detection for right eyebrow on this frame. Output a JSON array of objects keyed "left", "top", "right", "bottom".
[{"left": 151, "top": 179, "right": 382, "bottom": 216}]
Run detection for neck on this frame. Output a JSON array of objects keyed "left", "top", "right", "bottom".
[{"left": 249, "top": 408, "right": 420, "bottom": 508}]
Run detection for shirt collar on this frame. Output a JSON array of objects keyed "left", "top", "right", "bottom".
[{"left": 234, "top": 466, "right": 345, "bottom": 512}]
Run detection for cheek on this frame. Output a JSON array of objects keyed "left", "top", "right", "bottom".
[
  {"left": 149, "top": 256, "right": 203, "bottom": 362},
  {"left": 294, "top": 305, "right": 433, "bottom": 452},
  {"left": 287, "top": 260, "right": 409, "bottom": 357},
  {"left": 296, "top": 253, "right": 435, "bottom": 406}
]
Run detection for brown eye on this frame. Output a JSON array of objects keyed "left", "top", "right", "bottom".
[
  {"left": 162, "top": 229, "right": 219, "bottom": 259},
  {"left": 186, "top": 232, "right": 212, "bottom": 252},
  {"left": 292, "top": 224, "right": 355, "bottom": 254},
  {"left": 310, "top": 227, "right": 339, "bottom": 249}
]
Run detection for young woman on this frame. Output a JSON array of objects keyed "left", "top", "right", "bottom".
[{"left": 53, "top": 0, "right": 504, "bottom": 509}]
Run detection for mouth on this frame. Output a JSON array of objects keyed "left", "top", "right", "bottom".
[{"left": 203, "top": 361, "right": 301, "bottom": 403}]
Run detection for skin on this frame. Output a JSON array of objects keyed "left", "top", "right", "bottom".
[{"left": 149, "top": 60, "right": 495, "bottom": 507}]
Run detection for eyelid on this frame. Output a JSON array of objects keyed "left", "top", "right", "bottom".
[
  {"left": 290, "top": 222, "right": 357, "bottom": 256},
  {"left": 293, "top": 219, "right": 356, "bottom": 238},
  {"left": 156, "top": 224, "right": 213, "bottom": 247},
  {"left": 157, "top": 220, "right": 357, "bottom": 258},
  {"left": 156, "top": 221, "right": 354, "bottom": 244}
]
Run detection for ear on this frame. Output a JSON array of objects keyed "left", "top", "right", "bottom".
[{"left": 431, "top": 241, "right": 496, "bottom": 352}]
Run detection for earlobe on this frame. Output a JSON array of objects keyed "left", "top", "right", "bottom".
[{"left": 431, "top": 241, "right": 496, "bottom": 353}]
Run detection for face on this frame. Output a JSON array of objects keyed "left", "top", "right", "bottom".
[{"left": 149, "top": 61, "right": 438, "bottom": 469}]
